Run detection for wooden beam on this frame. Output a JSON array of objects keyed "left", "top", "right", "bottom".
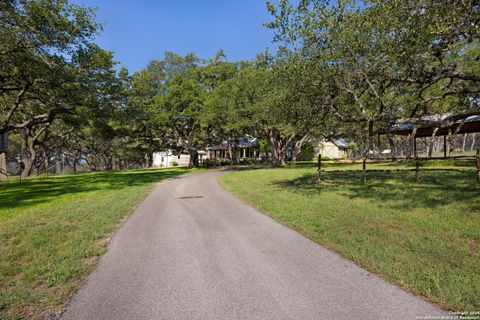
[
  {"left": 319, "top": 168, "right": 471, "bottom": 172},
  {"left": 414, "top": 137, "right": 420, "bottom": 183},
  {"left": 444, "top": 135, "right": 447, "bottom": 159},
  {"left": 365, "top": 156, "right": 476, "bottom": 161},
  {"left": 362, "top": 157, "right": 367, "bottom": 183},
  {"left": 316, "top": 154, "right": 322, "bottom": 184},
  {"left": 413, "top": 137, "right": 417, "bottom": 156},
  {"left": 476, "top": 150, "right": 480, "bottom": 183}
]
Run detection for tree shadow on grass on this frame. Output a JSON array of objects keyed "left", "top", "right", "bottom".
[
  {"left": 0, "top": 168, "right": 189, "bottom": 211},
  {"left": 271, "top": 170, "right": 480, "bottom": 213}
]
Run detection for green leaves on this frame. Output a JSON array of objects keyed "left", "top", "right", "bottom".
[
  {"left": 266, "top": 0, "right": 480, "bottom": 138},
  {"left": 0, "top": 0, "right": 105, "bottom": 136}
]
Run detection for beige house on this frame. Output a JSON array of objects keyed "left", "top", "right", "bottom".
[{"left": 310, "top": 138, "right": 348, "bottom": 159}]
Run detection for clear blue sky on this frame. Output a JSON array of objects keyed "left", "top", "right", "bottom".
[{"left": 72, "top": 0, "right": 276, "bottom": 72}]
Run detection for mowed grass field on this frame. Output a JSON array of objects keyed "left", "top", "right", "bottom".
[
  {"left": 0, "top": 168, "right": 196, "bottom": 320},
  {"left": 220, "top": 162, "right": 480, "bottom": 311}
]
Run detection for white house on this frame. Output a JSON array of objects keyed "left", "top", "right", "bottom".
[
  {"left": 152, "top": 150, "right": 190, "bottom": 167},
  {"left": 152, "top": 150, "right": 209, "bottom": 167},
  {"left": 152, "top": 136, "right": 260, "bottom": 167}
]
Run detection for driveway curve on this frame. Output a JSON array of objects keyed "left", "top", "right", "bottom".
[{"left": 62, "top": 169, "right": 445, "bottom": 320}]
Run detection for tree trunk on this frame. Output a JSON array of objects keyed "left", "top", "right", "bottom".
[
  {"left": 20, "top": 128, "right": 35, "bottom": 179},
  {"left": 227, "top": 143, "right": 237, "bottom": 164},
  {"left": 398, "top": 138, "right": 404, "bottom": 158},
  {"left": 0, "top": 151, "right": 7, "bottom": 181},
  {"left": 21, "top": 150, "right": 35, "bottom": 179},
  {"left": 435, "top": 138, "right": 441, "bottom": 155},
  {"left": 268, "top": 130, "right": 294, "bottom": 167},
  {"left": 471, "top": 133, "right": 476, "bottom": 151},
  {"left": 291, "top": 134, "right": 309, "bottom": 164},
  {"left": 45, "top": 155, "right": 50, "bottom": 176},
  {"left": 105, "top": 158, "right": 113, "bottom": 171},
  {"left": 270, "top": 142, "right": 288, "bottom": 167},
  {"left": 427, "top": 138, "right": 434, "bottom": 158},
  {"left": 102, "top": 154, "right": 113, "bottom": 171},
  {"left": 22, "top": 140, "right": 37, "bottom": 179},
  {"left": 271, "top": 153, "right": 286, "bottom": 167},
  {"left": 387, "top": 134, "right": 396, "bottom": 158},
  {"left": 447, "top": 131, "right": 453, "bottom": 156},
  {"left": 188, "top": 149, "right": 199, "bottom": 168},
  {"left": 32, "top": 161, "right": 39, "bottom": 175},
  {"left": 0, "top": 132, "right": 7, "bottom": 181},
  {"left": 269, "top": 140, "right": 281, "bottom": 167},
  {"left": 144, "top": 153, "right": 150, "bottom": 169},
  {"left": 21, "top": 126, "right": 49, "bottom": 178},
  {"left": 88, "top": 160, "right": 97, "bottom": 171},
  {"left": 234, "top": 147, "right": 240, "bottom": 164}
]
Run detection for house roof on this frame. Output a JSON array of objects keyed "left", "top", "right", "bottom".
[
  {"left": 236, "top": 136, "right": 257, "bottom": 148},
  {"left": 208, "top": 136, "right": 257, "bottom": 150},
  {"left": 332, "top": 138, "right": 348, "bottom": 149}
]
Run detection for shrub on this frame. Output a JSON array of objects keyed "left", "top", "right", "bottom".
[
  {"left": 347, "top": 142, "right": 358, "bottom": 159},
  {"left": 297, "top": 143, "right": 316, "bottom": 161},
  {"left": 171, "top": 160, "right": 179, "bottom": 167},
  {"left": 221, "top": 159, "right": 232, "bottom": 166},
  {"left": 403, "top": 158, "right": 474, "bottom": 168},
  {"left": 422, "top": 159, "right": 455, "bottom": 167}
]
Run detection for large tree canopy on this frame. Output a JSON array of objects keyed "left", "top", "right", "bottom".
[
  {"left": 266, "top": 0, "right": 480, "bottom": 133},
  {"left": 0, "top": 0, "right": 127, "bottom": 179},
  {"left": 2, "top": 0, "right": 479, "bottom": 179},
  {"left": 0, "top": 0, "right": 100, "bottom": 134}
]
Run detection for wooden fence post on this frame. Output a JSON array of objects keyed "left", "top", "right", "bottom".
[
  {"left": 443, "top": 135, "right": 447, "bottom": 158},
  {"left": 316, "top": 154, "right": 322, "bottom": 184},
  {"left": 476, "top": 149, "right": 480, "bottom": 183},
  {"left": 415, "top": 156, "right": 420, "bottom": 183},
  {"left": 414, "top": 137, "right": 420, "bottom": 183},
  {"left": 362, "top": 157, "right": 367, "bottom": 183}
]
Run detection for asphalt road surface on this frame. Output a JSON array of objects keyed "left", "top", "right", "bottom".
[{"left": 62, "top": 169, "right": 445, "bottom": 320}]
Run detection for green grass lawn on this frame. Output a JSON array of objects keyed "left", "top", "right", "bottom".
[
  {"left": 0, "top": 168, "right": 196, "bottom": 320},
  {"left": 220, "top": 162, "right": 480, "bottom": 311}
]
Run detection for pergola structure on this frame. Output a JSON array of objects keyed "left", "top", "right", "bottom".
[
  {"left": 316, "top": 115, "right": 480, "bottom": 184},
  {"left": 376, "top": 116, "right": 480, "bottom": 159}
]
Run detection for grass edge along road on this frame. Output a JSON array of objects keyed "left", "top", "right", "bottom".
[
  {"left": 219, "top": 163, "right": 480, "bottom": 312},
  {"left": 0, "top": 167, "right": 199, "bottom": 320}
]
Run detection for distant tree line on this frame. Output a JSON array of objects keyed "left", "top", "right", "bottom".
[{"left": 1, "top": 0, "right": 479, "bottom": 180}]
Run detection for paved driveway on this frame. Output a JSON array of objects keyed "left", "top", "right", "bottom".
[{"left": 62, "top": 170, "right": 445, "bottom": 320}]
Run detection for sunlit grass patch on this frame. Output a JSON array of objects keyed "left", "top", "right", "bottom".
[
  {"left": 0, "top": 167, "right": 195, "bottom": 319},
  {"left": 220, "top": 163, "right": 480, "bottom": 311}
]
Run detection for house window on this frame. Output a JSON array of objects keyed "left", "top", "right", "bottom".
[
  {"left": 178, "top": 155, "right": 181, "bottom": 159},
  {"left": 161, "top": 157, "right": 164, "bottom": 162}
]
